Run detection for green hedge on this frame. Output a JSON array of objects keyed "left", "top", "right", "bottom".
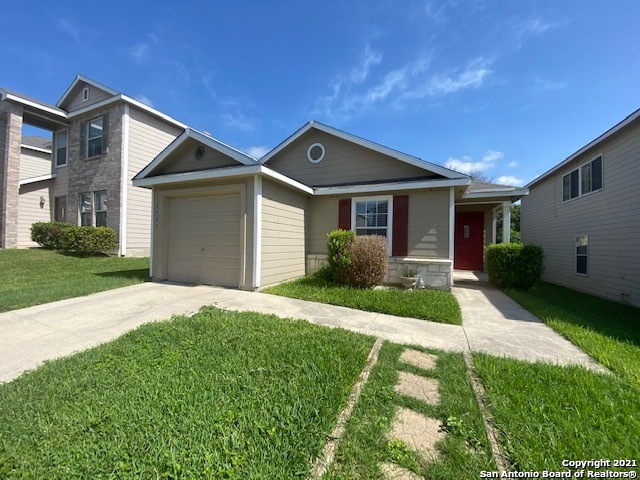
[
  {"left": 30, "top": 222, "right": 117, "bottom": 255},
  {"left": 326, "top": 229, "right": 355, "bottom": 282},
  {"left": 486, "top": 243, "right": 544, "bottom": 290},
  {"left": 30, "top": 222, "right": 73, "bottom": 250}
]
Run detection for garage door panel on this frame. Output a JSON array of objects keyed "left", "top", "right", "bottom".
[{"left": 167, "top": 193, "right": 241, "bottom": 287}]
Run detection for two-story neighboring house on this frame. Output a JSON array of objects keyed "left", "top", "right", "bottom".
[
  {"left": 521, "top": 108, "right": 640, "bottom": 308},
  {"left": 0, "top": 75, "right": 185, "bottom": 256}
]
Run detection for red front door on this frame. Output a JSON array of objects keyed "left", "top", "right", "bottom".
[{"left": 454, "top": 211, "right": 484, "bottom": 270}]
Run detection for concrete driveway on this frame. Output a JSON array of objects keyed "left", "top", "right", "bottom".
[{"left": 0, "top": 281, "right": 605, "bottom": 383}]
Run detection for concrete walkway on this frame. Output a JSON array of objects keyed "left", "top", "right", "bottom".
[{"left": 0, "top": 279, "right": 605, "bottom": 383}]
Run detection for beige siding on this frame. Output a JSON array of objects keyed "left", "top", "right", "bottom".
[
  {"left": 261, "top": 178, "right": 308, "bottom": 286},
  {"left": 63, "top": 84, "right": 114, "bottom": 112},
  {"left": 522, "top": 122, "right": 640, "bottom": 308},
  {"left": 19, "top": 147, "right": 51, "bottom": 180},
  {"left": 152, "top": 177, "right": 255, "bottom": 290},
  {"left": 51, "top": 162, "right": 69, "bottom": 215},
  {"left": 18, "top": 181, "right": 52, "bottom": 246},
  {"left": 307, "top": 188, "right": 450, "bottom": 259},
  {"left": 161, "top": 139, "right": 241, "bottom": 174},
  {"left": 126, "top": 107, "right": 182, "bottom": 252},
  {"left": 267, "top": 130, "right": 440, "bottom": 187}
]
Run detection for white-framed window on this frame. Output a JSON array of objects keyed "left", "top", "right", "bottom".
[
  {"left": 351, "top": 195, "right": 393, "bottom": 253},
  {"left": 94, "top": 191, "right": 107, "bottom": 227},
  {"left": 87, "top": 116, "right": 104, "bottom": 157},
  {"left": 79, "top": 191, "right": 107, "bottom": 227},
  {"left": 54, "top": 130, "right": 68, "bottom": 167},
  {"left": 563, "top": 155, "right": 603, "bottom": 201},
  {"left": 576, "top": 235, "right": 588, "bottom": 275},
  {"left": 82, "top": 87, "right": 89, "bottom": 102}
]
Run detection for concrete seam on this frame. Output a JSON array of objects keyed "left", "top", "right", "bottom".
[
  {"left": 310, "top": 337, "right": 384, "bottom": 479},
  {"left": 462, "top": 351, "right": 511, "bottom": 473},
  {"left": 361, "top": 313, "right": 379, "bottom": 334}
]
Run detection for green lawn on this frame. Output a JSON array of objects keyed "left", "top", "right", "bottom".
[
  {"left": 0, "top": 307, "right": 374, "bottom": 478},
  {"left": 0, "top": 249, "right": 150, "bottom": 313},
  {"left": 326, "top": 344, "right": 495, "bottom": 478},
  {"left": 504, "top": 282, "right": 640, "bottom": 387},
  {"left": 263, "top": 274, "right": 462, "bottom": 325},
  {"left": 474, "top": 354, "right": 640, "bottom": 470}
]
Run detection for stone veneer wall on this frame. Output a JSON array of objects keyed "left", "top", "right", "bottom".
[
  {"left": 306, "top": 254, "right": 453, "bottom": 290},
  {"left": 0, "top": 102, "right": 23, "bottom": 248}
]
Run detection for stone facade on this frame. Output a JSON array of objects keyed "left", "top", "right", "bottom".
[
  {"left": 306, "top": 254, "right": 453, "bottom": 290},
  {"left": 66, "top": 104, "right": 124, "bottom": 245},
  {"left": 0, "top": 102, "right": 23, "bottom": 248}
]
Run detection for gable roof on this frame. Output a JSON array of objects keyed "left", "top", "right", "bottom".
[
  {"left": 134, "top": 128, "right": 258, "bottom": 181},
  {"left": 526, "top": 106, "right": 640, "bottom": 188},
  {"left": 56, "top": 74, "right": 119, "bottom": 107},
  {"left": 260, "top": 120, "right": 469, "bottom": 180},
  {"left": 0, "top": 88, "right": 68, "bottom": 118}
]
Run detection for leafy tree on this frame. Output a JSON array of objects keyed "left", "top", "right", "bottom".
[{"left": 496, "top": 204, "right": 521, "bottom": 243}]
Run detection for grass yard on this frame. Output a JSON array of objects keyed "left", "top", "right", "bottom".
[
  {"left": 0, "top": 307, "right": 374, "bottom": 478},
  {"left": 504, "top": 282, "right": 640, "bottom": 387},
  {"left": 0, "top": 249, "right": 150, "bottom": 312},
  {"left": 263, "top": 274, "right": 462, "bottom": 325},
  {"left": 325, "top": 343, "right": 495, "bottom": 478},
  {"left": 474, "top": 354, "right": 640, "bottom": 470}
]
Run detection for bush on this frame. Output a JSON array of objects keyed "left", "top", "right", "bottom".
[
  {"left": 327, "top": 229, "right": 355, "bottom": 282},
  {"left": 30, "top": 222, "right": 73, "bottom": 249},
  {"left": 486, "top": 243, "right": 544, "bottom": 290},
  {"left": 342, "top": 235, "right": 388, "bottom": 288},
  {"left": 61, "top": 226, "right": 117, "bottom": 255}
]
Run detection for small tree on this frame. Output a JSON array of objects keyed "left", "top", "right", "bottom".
[
  {"left": 342, "top": 235, "right": 388, "bottom": 288},
  {"left": 496, "top": 204, "right": 521, "bottom": 243},
  {"left": 326, "top": 229, "right": 355, "bottom": 282}
]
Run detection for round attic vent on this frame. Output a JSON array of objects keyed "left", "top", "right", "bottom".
[
  {"left": 307, "top": 143, "right": 325, "bottom": 163},
  {"left": 194, "top": 146, "right": 205, "bottom": 160}
]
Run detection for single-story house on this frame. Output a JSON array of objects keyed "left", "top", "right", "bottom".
[
  {"left": 133, "top": 121, "right": 527, "bottom": 290},
  {"left": 521, "top": 107, "right": 640, "bottom": 308}
]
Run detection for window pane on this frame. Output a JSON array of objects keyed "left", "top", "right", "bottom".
[
  {"left": 56, "top": 147, "right": 67, "bottom": 166},
  {"left": 366, "top": 214, "right": 376, "bottom": 227},
  {"left": 81, "top": 213, "right": 92, "bottom": 226},
  {"left": 89, "top": 117, "right": 103, "bottom": 138},
  {"left": 95, "top": 211, "right": 107, "bottom": 227},
  {"left": 577, "top": 256, "right": 588, "bottom": 275},
  {"left": 80, "top": 193, "right": 92, "bottom": 213},
  {"left": 88, "top": 138, "right": 102, "bottom": 157},
  {"left": 55, "top": 131, "right": 68, "bottom": 166},
  {"left": 377, "top": 214, "right": 387, "bottom": 227},
  {"left": 563, "top": 174, "right": 570, "bottom": 201},
  {"left": 570, "top": 170, "right": 579, "bottom": 198},
  {"left": 581, "top": 163, "right": 591, "bottom": 194},
  {"left": 366, "top": 202, "right": 377, "bottom": 215},
  {"left": 356, "top": 202, "right": 366, "bottom": 214},
  {"left": 87, "top": 117, "right": 103, "bottom": 157},
  {"left": 378, "top": 201, "right": 388, "bottom": 214},
  {"left": 592, "top": 156, "right": 603, "bottom": 190},
  {"left": 95, "top": 191, "right": 107, "bottom": 211},
  {"left": 355, "top": 214, "right": 366, "bottom": 227}
]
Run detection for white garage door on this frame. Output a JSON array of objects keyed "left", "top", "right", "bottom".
[{"left": 167, "top": 193, "right": 241, "bottom": 287}]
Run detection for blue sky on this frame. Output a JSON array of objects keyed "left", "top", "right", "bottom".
[{"left": 3, "top": 1, "right": 639, "bottom": 186}]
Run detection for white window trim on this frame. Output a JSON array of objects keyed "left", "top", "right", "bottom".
[
  {"left": 82, "top": 87, "right": 89, "bottom": 102},
  {"left": 562, "top": 154, "right": 603, "bottom": 202},
  {"left": 79, "top": 190, "right": 108, "bottom": 227},
  {"left": 350, "top": 195, "right": 393, "bottom": 255},
  {"left": 54, "top": 129, "right": 68, "bottom": 168},
  {"left": 86, "top": 116, "right": 104, "bottom": 158}
]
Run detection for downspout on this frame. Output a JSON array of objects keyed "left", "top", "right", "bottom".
[
  {"left": 449, "top": 187, "right": 455, "bottom": 260},
  {"left": 119, "top": 104, "right": 130, "bottom": 256},
  {"left": 252, "top": 175, "right": 262, "bottom": 289}
]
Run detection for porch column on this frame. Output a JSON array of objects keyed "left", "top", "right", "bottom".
[
  {"left": 0, "top": 101, "right": 23, "bottom": 249},
  {"left": 491, "top": 207, "right": 498, "bottom": 244},
  {"left": 502, "top": 201, "right": 511, "bottom": 243}
]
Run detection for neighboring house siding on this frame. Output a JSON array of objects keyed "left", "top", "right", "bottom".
[
  {"left": 20, "top": 148, "right": 51, "bottom": 179},
  {"left": 522, "top": 123, "right": 640, "bottom": 308},
  {"left": 267, "top": 130, "right": 437, "bottom": 187},
  {"left": 17, "top": 181, "right": 52, "bottom": 246},
  {"left": 307, "top": 188, "right": 450, "bottom": 258},
  {"left": 261, "top": 178, "right": 307, "bottom": 286},
  {"left": 63, "top": 85, "right": 113, "bottom": 112},
  {"left": 127, "top": 107, "right": 182, "bottom": 253}
]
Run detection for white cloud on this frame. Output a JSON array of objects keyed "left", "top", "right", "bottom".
[
  {"left": 221, "top": 112, "right": 257, "bottom": 131},
  {"left": 533, "top": 77, "right": 566, "bottom": 91},
  {"left": 129, "top": 42, "right": 149, "bottom": 63},
  {"left": 521, "top": 18, "right": 556, "bottom": 35},
  {"left": 134, "top": 95, "right": 153, "bottom": 107},
  {"left": 172, "top": 60, "right": 190, "bottom": 84},
  {"left": 496, "top": 175, "right": 525, "bottom": 186},
  {"left": 243, "top": 145, "right": 270, "bottom": 159},
  {"left": 57, "top": 18, "right": 81, "bottom": 44},
  {"left": 508, "top": 160, "right": 518, "bottom": 168},
  {"left": 444, "top": 150, "right": 503, "bottom": 174},
  {"left": 408, "top": 57, "right": 493, "bottom": 98}
]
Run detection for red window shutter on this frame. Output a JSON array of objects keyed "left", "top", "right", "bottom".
[
  {"left": 338, "top": 199, "right": 351, "bottom": 230},
  {"left": 392, "top": 195, "right": 409, "bottom": 256}
]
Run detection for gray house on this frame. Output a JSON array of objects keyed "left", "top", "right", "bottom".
[
  {"left": 521, "top": 108, "right": 640, "bottom": 308},
  {"left": 0, "top": 75, "right": 184, "bottom": 255}
]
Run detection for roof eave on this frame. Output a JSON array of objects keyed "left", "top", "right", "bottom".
[
  {"left": 314, "top": 177, "right": 470, "bottom": 195},
  {"left": 56, "top": 74, "right": 119, "bottom": 108}
]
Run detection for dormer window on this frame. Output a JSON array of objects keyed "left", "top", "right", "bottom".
[{"left": 82, "top": 87, "right": 89, "bottom": 102}]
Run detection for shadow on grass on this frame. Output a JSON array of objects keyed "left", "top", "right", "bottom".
[
  {"left": 95, "top": 269, "right": 150, "bottom": 281},
  {"left": 56, "top": 250, "right": 110, "bottom": 258},
  {"left": 508, "top": 282, "right": 640, "bottom": 347}
]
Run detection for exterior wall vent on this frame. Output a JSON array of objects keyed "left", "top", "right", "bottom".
[{"left": 307, "top": 143, "right": 325, "bottom": 163}]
